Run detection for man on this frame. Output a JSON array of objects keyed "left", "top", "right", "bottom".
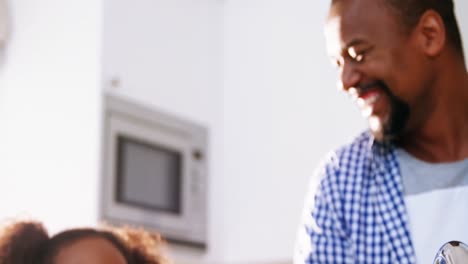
[{"left": 295, "top": 0, "right": 468, "bottom": 263}]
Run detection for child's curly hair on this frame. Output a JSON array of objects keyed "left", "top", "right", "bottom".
[{"left": 0, "top": 220, "right": 170, "bottom": 264}]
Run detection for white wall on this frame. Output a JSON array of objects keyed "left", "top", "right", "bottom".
[
  {"left": 101, "top": 0, "right": 225, "bottom": 263},
  {"left": 0, "top": 0, "right": 101, "bottom": 233},
  {"left": 223, "top": 0, "right": 364, "bottom": 263},
  {"left": 1, "top": 0, "right": 468, "bottom": 264}
]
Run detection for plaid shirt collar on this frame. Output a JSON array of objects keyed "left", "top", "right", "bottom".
[{"left": 298, "top": 131, "right": 417, "bottom": 264}]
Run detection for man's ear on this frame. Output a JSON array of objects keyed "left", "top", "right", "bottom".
[{"left": 415, "top": 10, "right": 446, "bottom": 57}]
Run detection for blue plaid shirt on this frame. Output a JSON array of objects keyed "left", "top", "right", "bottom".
[{"left": 295, "top": 131, "right": 416, "bottom": 264}]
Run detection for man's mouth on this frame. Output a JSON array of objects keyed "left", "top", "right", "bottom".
[
  {"left": 357, "top": 89, "right": 381, "bottom": 106},
  {"left": 354, "top": 88, "right": 382, "bottom": 117},
  {"left": 347, "top": 81, "right": 410, "bottom": 141}
]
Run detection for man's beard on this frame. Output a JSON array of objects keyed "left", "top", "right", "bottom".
[{"left": 369, "top": 81, "right": 410, "bottom": 143}]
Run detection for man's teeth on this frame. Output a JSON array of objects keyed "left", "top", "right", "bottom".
[
  {"left": 365, "top": 93, "right": 380, "bottom": 104},
  {"left": 357, "top": 92, "right": 381, "bottom": 117},
  {"left": 357, "top": 93, "right": 380, "bottom": 107}
]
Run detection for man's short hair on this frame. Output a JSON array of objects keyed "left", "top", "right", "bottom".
[{"left": 385, "top": 0, "right": 464, "bottom": 56}]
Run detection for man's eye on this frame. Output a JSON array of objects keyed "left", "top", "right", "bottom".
[
  {"left": 348, "top": 47, "right": 366, "bottom": 63},
  {"left": 354, "top": 53, "right": 364, "bottom": 62}
]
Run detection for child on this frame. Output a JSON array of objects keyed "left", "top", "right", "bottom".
[{"left": 0, "top": 220, "right": 170, "bottom": 264}]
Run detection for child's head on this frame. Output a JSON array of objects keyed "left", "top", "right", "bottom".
[{"left": 0, "top": 220, "right": 169, "bottom": 264}]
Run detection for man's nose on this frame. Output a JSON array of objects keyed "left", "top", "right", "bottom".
[{"left": 337, "top": 62, "right": 361, "bottom": 92}]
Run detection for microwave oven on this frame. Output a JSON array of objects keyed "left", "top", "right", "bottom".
[{"left": 100, "top": 94, "right": 208, "bottom": 248}]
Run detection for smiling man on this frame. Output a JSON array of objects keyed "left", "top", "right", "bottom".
[{"left": 295, "top": 0, "right": 468, "bottom": 263}]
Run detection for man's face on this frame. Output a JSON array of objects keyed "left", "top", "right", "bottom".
[{"left": 325, "top": 0, "right": 430, "bottom": 142}]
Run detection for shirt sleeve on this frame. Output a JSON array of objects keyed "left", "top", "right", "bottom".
[{"left": 294, "top": 155, "right": 354, "bottom": 264}]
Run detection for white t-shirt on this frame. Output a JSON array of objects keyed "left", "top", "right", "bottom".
[{"left": 397, "top": 149, "right": 468, "bottom": 264}]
